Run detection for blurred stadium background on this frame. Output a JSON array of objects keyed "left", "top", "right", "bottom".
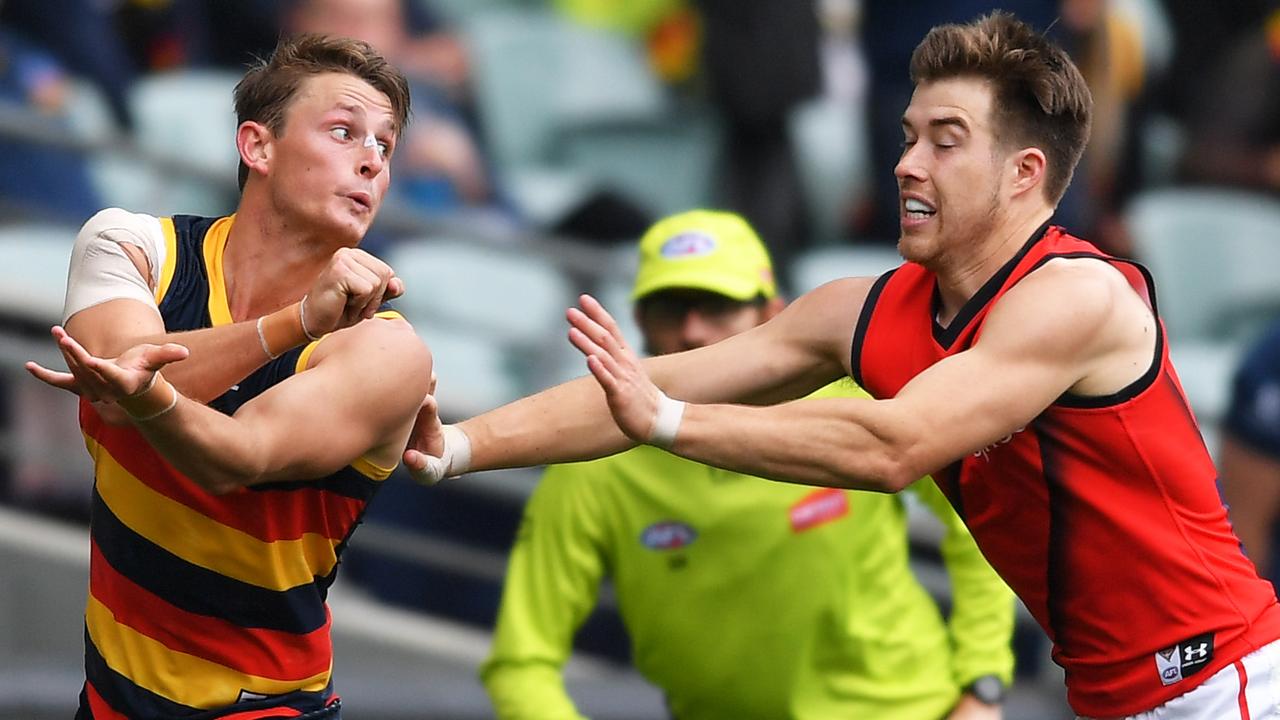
[{"left": 2, "top": 0, "right": 1278, "bottom": 717}]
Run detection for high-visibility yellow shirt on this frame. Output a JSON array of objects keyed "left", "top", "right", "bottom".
[{"left": 482, "top": 380, "right": 1015, "bottom": 720}]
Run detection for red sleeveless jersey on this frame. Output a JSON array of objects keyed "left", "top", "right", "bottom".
[{"left": 852, "top": 225, "right": 1280, "bottom": 716}]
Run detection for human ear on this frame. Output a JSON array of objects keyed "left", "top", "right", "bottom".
[
  {"left": 1010, "top": 147, "right": 1047, "bottom": 198},
  {"left": 236, "top": 121, "right": 272, "bottom": 180}
]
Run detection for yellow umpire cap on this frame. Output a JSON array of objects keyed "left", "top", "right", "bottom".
[{"left": 631, "top": 209, "right": 777, "bottom": 302}]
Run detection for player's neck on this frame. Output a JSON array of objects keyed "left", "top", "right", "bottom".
[
  {"left": 220, "top": 201, "right": 333, "bottom": 321},
  {"left": 933, "top": 203, "right": 1055, "bottom": 324}
]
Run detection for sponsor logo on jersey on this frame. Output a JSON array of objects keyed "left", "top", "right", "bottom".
[
  {"left": 660, "top": 232, "right": 717, "bottom": 259},
  {"left": 1154, "top": 632, "right": 1215, "bottom": 686},
  {"left": 640, "top": 521, "right": 697, "bottom": 551},
  {"left": 973, "top": 426, "right": 1026, "bottom": 461},
  {"left": 789, "top": 488, "right": 849, "bottom": 532}
]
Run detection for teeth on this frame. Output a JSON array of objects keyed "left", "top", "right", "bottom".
[{"left": 905, "top": 198, "right": 934, "bottom": 213}]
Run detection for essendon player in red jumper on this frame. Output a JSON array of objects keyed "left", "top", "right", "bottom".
[{"left": 404, "top": 12, "right": 1280, "bottom": 720}]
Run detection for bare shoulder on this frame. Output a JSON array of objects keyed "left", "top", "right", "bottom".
[
  {"left": 999, "top": 256, "right": 1146, "bottom": 327},
  {"left": 988, "top": 256, "right": 1156, "bottom": 394}
]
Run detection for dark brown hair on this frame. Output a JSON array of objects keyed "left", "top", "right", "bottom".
[
  {"left": 233, "top": 33, "right": 412, "bottom": 190},
  {"left": 909, "top": 12, "right": 1092, "bottom": 204}
]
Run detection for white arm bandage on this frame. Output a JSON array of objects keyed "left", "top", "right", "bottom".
[
  {"left": 408, "top": 424, "right": 473, "bottom": 486},
  {"left": 63, "top": 209, "right": 167, "bottom": 324},
  {"left": 647, "top": 391, "right": 686, "bottom": 449}
]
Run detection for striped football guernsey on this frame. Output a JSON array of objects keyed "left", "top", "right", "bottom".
[{"left": 76, "top": 214, "right": 398, "bottom": 719}]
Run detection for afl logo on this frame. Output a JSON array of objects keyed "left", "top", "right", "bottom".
[
  {"left": 660, "top": 232, "right": 717, "bottom": 259},
  {"left": 640, "top": 521, "right": 697, "bottom": 551}
]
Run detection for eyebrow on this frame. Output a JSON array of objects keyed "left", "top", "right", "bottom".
[
  {"left": 329, "top": 103, "right": 398, "bottom": 134},
  {"left": 901, "top": 115, "right": 971, "bottom": 132}
]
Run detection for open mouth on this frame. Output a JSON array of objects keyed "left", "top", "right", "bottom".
[{"left": 903, "top": 197, "right": 936, "bottom": 220}]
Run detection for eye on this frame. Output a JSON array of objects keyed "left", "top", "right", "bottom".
[
  {"left": 330, "top": 127, "right": 351, "bottom": 141},
  {"left": 376, "top": 140, "right": 391, "bottom": 157}
]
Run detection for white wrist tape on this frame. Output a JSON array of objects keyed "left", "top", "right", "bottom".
[
  {"left": 647, "top": 391, "right": 686, "bottom": 449},
  {"left": 409, "top": 424, "right": 473, "bottom": 486}
]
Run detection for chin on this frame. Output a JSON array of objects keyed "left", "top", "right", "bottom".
[{"left": 897, "top": 233, "right": 935, "bottom": 265}]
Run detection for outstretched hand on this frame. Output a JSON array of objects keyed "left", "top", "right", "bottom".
[
  {"left": 25, "top": 325, "right": 189, "bottom": 402},
  {"left": 566, "top": 294, "right": 665, "bottom": 444}
]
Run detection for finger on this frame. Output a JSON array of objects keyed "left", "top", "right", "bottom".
[
  {"left": 55, "top": 331, "right": 114, "bottom": 388},
  {"left": 139, "top": 343, "right": 191, "bottom": 370},
  {"left": 578, "top": 295, "right": 629, "bottom": 348},
  {"left": 567, "top": 325, "right": 608, "bottom": 362},
  {"left": 571, "top": 302, "right": 627, "bottom": 358},
  {"left": 24, "top": 362, "right": 82, "bottom": 394},
  {"left": 584, "top": 353, "right": 619, "bottom": 394},
  {"left": 403, "top": 448, "right": 428, "bottom": 471},
  {"left": 385, "top": 276, "right": 405, "bottom": 300}
]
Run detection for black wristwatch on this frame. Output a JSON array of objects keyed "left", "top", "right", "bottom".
[{"left": 966, "top": 674, "right": 1007, "bottom": 705}]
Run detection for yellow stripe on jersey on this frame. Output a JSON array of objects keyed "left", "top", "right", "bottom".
[
  {"left": 155, "top": 217, "right": 178, "bottom": 305},
  {"left": 351, "top": 455, "right": 396, "bottom": 481},
  {"left": 202, "top": 215, "right": 235, "bottom": 326},
  {"left": 86, "top": 594, "right": 331, "bottom": 708},
  {"left": 87, "top": 436, "right": 342, "bottom": 590},
  {"left": 296, "top": 338, "right": 323, "bottom": 372}
]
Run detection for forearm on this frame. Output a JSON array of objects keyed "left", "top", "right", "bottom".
[
  {"left": 129, "top": 384, "right": 273, "bottom": 493},
  {"left": 673, "top": 397, "right": 912, "bottom": 491},
  {"left": 70, "top": 303, "right": 308, "bottom": 404},
  {"left": 129, "top": 323, "right": 283, "bottom": 403},
  {"left": 461, "top": 375, "right": 636, "bottom": 472}
]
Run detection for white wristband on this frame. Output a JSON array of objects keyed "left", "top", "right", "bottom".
[
  {"left": 648, "top": 391, "right": 685, "bottom": 449},
  {"left": 409, "top": 424, "right": 473, "bottom": 486}
]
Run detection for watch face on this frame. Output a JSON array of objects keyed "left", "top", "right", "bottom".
[{"left": 970, "top": 675, "right": 1006, "bottom": 705}]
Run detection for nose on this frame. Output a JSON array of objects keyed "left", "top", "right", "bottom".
[
  {"left": 359, "top": 145, "right": 386, "bottom": 179},
  {"left": 679, "top": 309, "right": 716, "bottom": 350},
  {"left": 894, "top": 143, "right": 926, "bottom": 184}
]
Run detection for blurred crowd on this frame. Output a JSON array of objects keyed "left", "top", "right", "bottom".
[{"left": 0, "top": 0, "right": 1276, "bottom": 270}]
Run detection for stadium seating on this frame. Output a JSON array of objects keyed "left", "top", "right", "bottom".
[
  {"left": 789, "top": 243, "right": 903, "bottom": 294},
  {"left": 385, "top": 238, "right": 577, "bottom": 414}
]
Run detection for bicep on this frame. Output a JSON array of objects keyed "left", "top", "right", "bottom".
[{"left": 887, "top": 285, "right": 1105, "bottom": 476}]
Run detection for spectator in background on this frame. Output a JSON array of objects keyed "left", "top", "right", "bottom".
[
  {"left": 284, "top": 0, "right": 507, "bottom": 224},
  {"left": 1, "top": 0, "right": 137, "bottom": 129},
  {"left": 1220, "top": 320, "right": 1280, "bottom": 591},
  {"left": 482, "top": 209, "right": 1016, "bottom": 720},
  {"left": 1179, "top": 5, "right": 1280, "bottom": 195},
  {"left": 694, "top": 0, "right": 821, "bottom": 286},
  {"left": 0, "top": 28, "right": 101, "bottom": 221}
]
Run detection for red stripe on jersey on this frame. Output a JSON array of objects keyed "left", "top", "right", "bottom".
[
  {"left": 81, "top": 409, "right": 364, "bottom": 542},
  {"left": 85, "top": 681, "right": 129, "bottom": 720},
  {"left": 90, "top": 542, "right": 333, "bottom": 681},
  {"left": 1236, "top": 660, "right": 1250, "bottom": 720}
]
